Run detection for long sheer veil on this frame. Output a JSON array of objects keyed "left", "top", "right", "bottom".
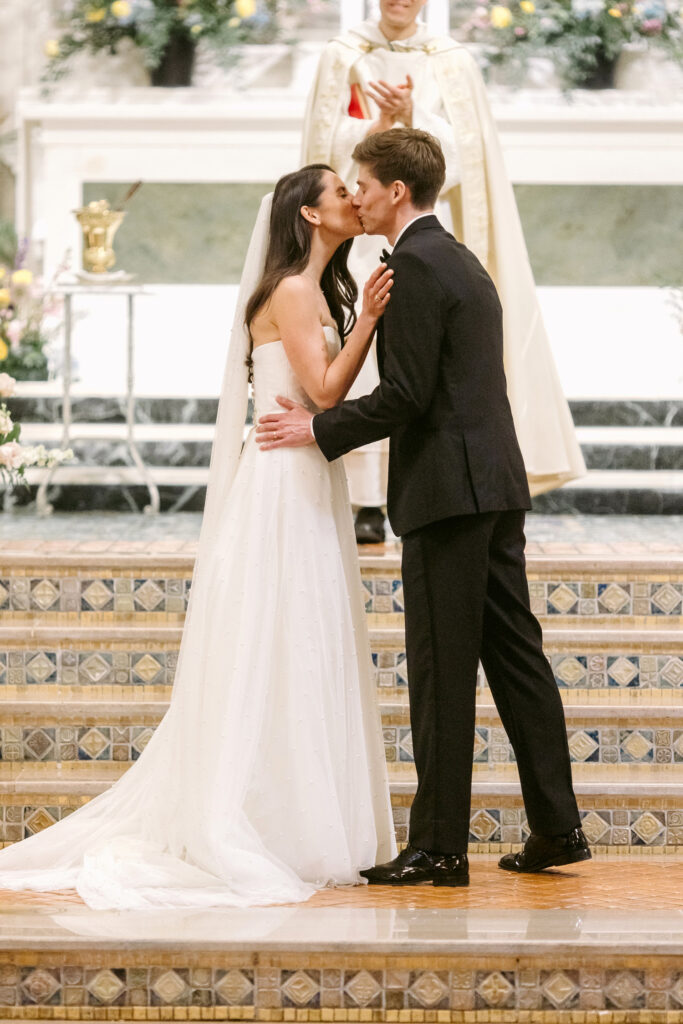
[{"left": 198, "top": 192, "right": 272, "bottom": 557}]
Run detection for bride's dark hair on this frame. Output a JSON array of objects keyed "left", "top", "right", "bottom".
[{"left": 245, "top": 164, "right": 358, "bottom": 376}]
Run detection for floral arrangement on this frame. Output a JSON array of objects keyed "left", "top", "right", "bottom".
[
  {"left": 461, "top": 0, "right": 683, "bottom": 87},
  {"left": 0, "top": 374, "right": 73, "bottom": 489},
  {"left": 0, "top": 222, "right": 65, "bottom": 382},
  {"left": 43, "top": 0, "right": 275, "bottom": 81}
]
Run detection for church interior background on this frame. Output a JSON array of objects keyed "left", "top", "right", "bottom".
[{"left": 0, "top": 0, "right": 683, "bottom": 1018}]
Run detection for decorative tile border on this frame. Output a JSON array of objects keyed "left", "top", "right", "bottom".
[
  {"left": 363, "top": 575, "right": 683, "bottom": 618},
  {"left": 1, "top": 954, "right": 683, "bottom": 1018},
  {"left": 6, "top": 720, "right": 683, "bottom": 769},
  {"left": 2, "top": 644, "right": 681, "bottom": 693},
  {"left": 0, "top": 647, "right": 177, "bottom": 689},
  {"left": 0, "top": 576, "right": 190, "bottom": 617},
  {"left": 373, "top": 649, "right": 683, "bottom": 692},
  {"left": 0, "top": 570, "right": 682, "bottom": 621},
  {"left": 3, "top": 795, "right": 683, "bottom": 850}
]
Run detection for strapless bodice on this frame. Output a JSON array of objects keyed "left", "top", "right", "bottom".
[{"left": 251, "top": 325, "right": 340, "bottom": 419}]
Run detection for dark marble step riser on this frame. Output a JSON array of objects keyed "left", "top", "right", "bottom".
[
  {"left": 9, "top": 483, "right": 683, "bottom": 515},
  {"left": 12, "top": 438, "right": 683, "bottom": 472},
  {"left": 1, "top": 793, "right": 681, "bottom": 850},
  {"left": 2, "top": 719, "right": 681, "bottom": 768},
  {"left": 532, "top": 490, "right": 683, "bottom": 515},
  {"left": 8, "top": 396, "right": 683, "bottom": 427}
]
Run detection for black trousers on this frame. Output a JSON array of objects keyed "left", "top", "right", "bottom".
[{"left": 402, "top": 509, "right": 580, "bottom": 853}]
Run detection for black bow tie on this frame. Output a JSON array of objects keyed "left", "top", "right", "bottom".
[{"left": 379, "top": 248, "right": 392, "bottom": 264}]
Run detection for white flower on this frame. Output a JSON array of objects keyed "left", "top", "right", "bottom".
[
  {"left": 0, "top": 407, "right": 13, "bottom": 436},
  {"left": 0, "top": 372, "right": 16, "bottom": 398},
  {"left": 571, "top": 0, "right": 604, "bottom": 15}
]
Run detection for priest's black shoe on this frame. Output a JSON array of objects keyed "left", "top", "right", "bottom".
[
  {"left": 499, "top": 827, "right": 591, "bottom": 873},
  {"left": 354, "top": 506, "right": 386, "bottom": 544},
  {"left": 360, "top": 845, "right": 469, "bottom": 886}
]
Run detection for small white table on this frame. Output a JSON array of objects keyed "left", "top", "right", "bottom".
[{"left": 36, "top": 282, "right": 161, "bottom": 516}]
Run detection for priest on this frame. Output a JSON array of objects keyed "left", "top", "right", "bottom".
[{"left": 302, "top": 0, "right": 585, "bottom": 542}]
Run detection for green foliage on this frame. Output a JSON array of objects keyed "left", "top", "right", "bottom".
[
  {"left": 462, "top": 0, "right": 683, "bottom": 87},
  {"left": 43, "top": 0, "right": 281, "bottom": 81},
  {"left": 0, "top": 221, "right": 17, "bottom": 268}
]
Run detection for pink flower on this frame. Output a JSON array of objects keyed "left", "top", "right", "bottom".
[
  {"left": 641, "top": 16, "right": 662, "bottom": 30},
  {"left": 0, "top": 373, "right": 16, "bottom": 398},
  {"left": 6, "top": 320, "right": 23, "bottom": 350},
  {"left": 514, "top": 25, "right": 528, "bottom": 33},
  {"left": 0, "top": 441, "right": 24, "bottom": 470}
]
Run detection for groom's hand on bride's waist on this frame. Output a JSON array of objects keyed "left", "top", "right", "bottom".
[{"left": 256, "top": 396, "right": 316, "bottom": 450}]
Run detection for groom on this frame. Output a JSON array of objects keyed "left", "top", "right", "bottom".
[{"left": 256, "top": 128, "right": 590, "bottom": 886}]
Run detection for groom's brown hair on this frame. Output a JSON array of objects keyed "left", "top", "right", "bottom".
[{"left": 352, "top": 128, "right": 446, "bottom": 210}]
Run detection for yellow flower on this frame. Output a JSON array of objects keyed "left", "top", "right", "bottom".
[
  {"left": 608, "top": 6, "right": 622, "bottom": 13},
  {"left": 0, "top": 289, "right": 10, "bottom": 308},
  {"left": 235, "top": 0, "right": 256, "bottom": 18},
  {"left": 110, "top": 0, "right": 131, "bottom": 18},
  {"left": 228, "top": 15, "right": 241, "bottom": 25},
  {"left": 0, "top": 339, "right": 8, "bottom": 361},
  {"left": 85, "top": 7, "right": 107, "bottom": 21},
  {"left": 491, "top": 4, "right": 513, "bottom": 26},
  {"left": 11, "top": 269, "right": 33, "bottom": 287},
  {"left": 520, "top": 1, "right": 535, "bottom": 11},
  {"left": 44, "top": 39, "right": 60, "bottom": 57},
  {"left": 190, "top": 22, "right": 202, "bottom": 33},
  {"left": 0, "top": 266, "right": 5, "bottom": 281}
]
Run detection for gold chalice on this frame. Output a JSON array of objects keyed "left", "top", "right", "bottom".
[{"left": 73, "top": 200, "right": 126, "bottom": 274}]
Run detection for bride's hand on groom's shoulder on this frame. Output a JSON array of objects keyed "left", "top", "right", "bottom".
[
  {"left": 256, "top": 397, "right": 315, "bottom": 451},
  {"left": 361, "top": 265, "right": 393, "bottom": 322}
]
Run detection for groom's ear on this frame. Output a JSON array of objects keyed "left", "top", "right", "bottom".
[{"left": 391, "top": 180, "right": 407, "bottom": 204}]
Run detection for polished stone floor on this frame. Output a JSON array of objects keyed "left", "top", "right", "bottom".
[
  {"left": 0, "top": 511, "right": 682, "bottom": 554},
  {"left": 1, "top": 859, "right": 682, "bottom": 913}
]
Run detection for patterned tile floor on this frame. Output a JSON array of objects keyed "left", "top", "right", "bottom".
[
  {"left": 1, "top": 859, "right": 682, "bottom": 912},
  {"left": 0, "top": 512, "right": 681, "bottom": 553}
]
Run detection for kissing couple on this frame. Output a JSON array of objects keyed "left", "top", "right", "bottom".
[{"left": 0, "top": 128, "right": 589, "bottom": 908}]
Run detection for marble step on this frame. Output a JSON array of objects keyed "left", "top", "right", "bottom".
[
  {"left": 0, "top": 624, "right": 681, "bottom": 701},
  {"left": 532, "top": 470, "right": 683, "bottom": 515},
  {"left": 1, "top": 550, "right": 681, "bottom": 626},
  {"left": 2, "top": 695, "right": 682, "bottom": 769},
  {"left": 16, "top": 424, "right": 683, "bottom": 472},
  {"left": 3, "top": 901, "right": 683, "bottom": 1024},
  {"left": 2, "top": 761, "right": 683, "bottom": 853},
  {"left": 14, "top": 468, "right": 683, "bottom": 514},
  {"left": 9, "top": 390, "right": 683, "bottom": 427}
]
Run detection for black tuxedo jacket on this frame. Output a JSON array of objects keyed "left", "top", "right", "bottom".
[{"left": 313, "top": 216, "right": 531, "bottom": 537}]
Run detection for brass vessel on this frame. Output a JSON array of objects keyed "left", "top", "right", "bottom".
[{"left": 73, "top": 200, "right": 126, "bottom": 274}]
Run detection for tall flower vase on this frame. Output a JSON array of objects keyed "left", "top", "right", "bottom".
[
  {"left": 151, "top": 34, "right": 197, "bottom": 86},
  {"left": 581, "top": 53, "right": 618, "bottom": 89}
]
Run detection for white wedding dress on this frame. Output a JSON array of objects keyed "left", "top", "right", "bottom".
[{"left": 0, "top": 325, "right": 396, "bottom": 909}]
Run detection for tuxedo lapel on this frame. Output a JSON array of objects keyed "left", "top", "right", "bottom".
[{"left": 390, "top": 215, "right": 442, "bottom": 257}]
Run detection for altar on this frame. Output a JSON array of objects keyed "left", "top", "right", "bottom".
[{"left": 15, "top": 84, "right": 683, "bottom": 278}]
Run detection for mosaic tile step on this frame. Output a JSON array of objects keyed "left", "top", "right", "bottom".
[
  {"left": 1, "top": 552, "right": 682, "bottom": 624},
  {"left": 3, "top": 763, "right": 683, "bottom": 851},
  {"left": 1, "top": 626, "right": 681, "bottom": 701},
  {"left": 3, "top": 701, "right": 683, "bottom": 768}
]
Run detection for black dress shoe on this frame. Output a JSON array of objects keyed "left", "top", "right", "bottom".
[
  {"left": 499, "top": 827, "right": 591, "bottom": 873},
  {"left": 360, "top": 844, "right": 469, "bottom": 887},
  {"left": 354, "top": 507, "right": 386, "bottom": 544}
]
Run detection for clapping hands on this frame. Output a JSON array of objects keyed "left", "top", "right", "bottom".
[{"left": 367, "top": 75, "right": 413, "bottom": 132}]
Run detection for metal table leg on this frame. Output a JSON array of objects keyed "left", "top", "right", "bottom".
[
  {"left": 123, "top": 292, "right": 160, "bottom": 514},
  {"left": 36, "top": 293, "right": 72, "bottom": 516}
]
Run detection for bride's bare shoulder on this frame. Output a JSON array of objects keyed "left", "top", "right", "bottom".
[{"left": 271, "top": 275, "right": 318, "bottom": 305}]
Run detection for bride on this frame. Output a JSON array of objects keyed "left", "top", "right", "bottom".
[{"left": 0, "top": 164, "right": 396, "bottom": 909}]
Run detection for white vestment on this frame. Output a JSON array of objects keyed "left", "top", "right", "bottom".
[{"left": 302, "top": 21, "right": 585, "bottom": 504}]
